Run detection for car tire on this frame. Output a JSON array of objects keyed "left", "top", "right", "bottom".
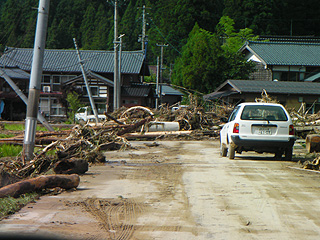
[
  {"left": 284, "top": 147, "right": 293, "bottom": 161},
  {"left": 228, "top": 143, "right": 235, "bottom": 159},
  {"left": 220, "top": 143, "right": 228, "bottom": 157}
]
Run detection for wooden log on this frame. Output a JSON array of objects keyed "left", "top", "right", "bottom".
[
  {"left": 104, "top": 112, "right": 125, "bottom": 125},
  {"left": 306, "top": 134, "right": 320, "bottom": 153},
  {"left": 117, "top": 116, "right": 153, "bottom": 136},
  {"left": 54, "top": 158, "right": 88, "bottom": 174},
  {"left": 98, "top": 142, "right": 122, "bottom": 151},
  {"left": 0, "top": 174, "right": 80, "bottom": 198},
  {"left": 124, "top": 130, "right": 193, "bottom": 139}
]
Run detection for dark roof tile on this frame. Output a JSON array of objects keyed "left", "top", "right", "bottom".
[
  {"left": 0, "top": 47, "right": 146, "bottom": 74},
  {"left": 241, "top": 41, "right": 320, "bottom": 66}
]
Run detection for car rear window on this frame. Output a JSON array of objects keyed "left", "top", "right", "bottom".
[{"left": 240, "top": 105, "right": 288, "bottom": 121}]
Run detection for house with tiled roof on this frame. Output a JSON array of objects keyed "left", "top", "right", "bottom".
[
  {"left": 204, "top": 40, "right": 320, "bottom": 113},
  {"left": 204, "top": 80, "right": 320, "bottom": 113},
  {"left": 240, "top": 40, "right": 320, "bottom": 82},
  {"left": 0, "top": 47, "right": 151, "bottom": 120}
]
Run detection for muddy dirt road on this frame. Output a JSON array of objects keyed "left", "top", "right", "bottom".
[{"left": 1, "top": 140, "right": 320, "bottom": 239}]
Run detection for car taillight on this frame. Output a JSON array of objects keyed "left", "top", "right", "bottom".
[
  {"left": 233, "top": 123, "right": 239, "bottom": 133},
  {"left": 289, "top": 124, "right": 295, "bottom": 135}
]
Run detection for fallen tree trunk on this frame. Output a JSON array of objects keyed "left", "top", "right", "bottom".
[
  {"left": 306, "top": 134, "right": 320, "bottom": 153},
  {"left": 124, "top": 130, "right": 193, "bottom": 139},
  {"left": 104, "top": 112, "right": 125, "bottom": 125},
  {"left": 117, "top": 116, "right": 153, "bottom": 136},
  {"left": 0, "top": 174, "right": 80, "bottom": 198},
  {"left": 54, "top": 158, "right": 88, "bottom": 174}
]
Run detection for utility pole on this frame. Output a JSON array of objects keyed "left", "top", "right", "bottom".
[
  {"left": 23, "top": 0, "right": 50, "bottom": 162},
  {"left": 73, "top": 38, "right": 99, "bottom": 124},
  {"left": 108, "top": 0, "right": 126, "bottom": 109},
  {"left": 155, "top": 56, "right": 160, "bottom": 109},
  {"left": 156, "top": 43, "right": 168, "bottom": 106},
  {"left": 118, "top": 34, "right": 124, "bottom": 107},
  {"left": 139, "top": 5, "right": 150, "bottom": 51},
  {"left": 138, "top": 5, "right": 150, "bottom": 82},
  {"left": 113, "top": 0, "right": 120, "bottom": 110}
]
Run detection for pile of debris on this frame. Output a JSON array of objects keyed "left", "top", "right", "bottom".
[{"left": 0, "top": 102, "right": 230, "bottom": 195}]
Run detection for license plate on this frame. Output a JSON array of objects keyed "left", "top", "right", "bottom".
[{"left": 257, "top": 127, "right": 272, "bottom": 135}]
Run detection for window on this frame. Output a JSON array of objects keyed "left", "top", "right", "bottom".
[
  {"left": 51, "top": 99, "right": 65, "bottom": 116},
  {"left": 228, "top": 106, "right": 240, "bottom": 122},
  {"left": 43, "top": 76, "right": 50, "bottom": 83},
  {"left": 82, "top": 86, "right": 99, "bottom": 96},
  {"left": 41, "top": 75, "right": 76, "bottom": 93},
  {"left": 241, "top": 105, "right": 288, "bottom": 121}
]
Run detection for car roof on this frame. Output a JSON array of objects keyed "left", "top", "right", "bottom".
[{"left": 237, "top": 102, "right": 284, "bottom": 107}]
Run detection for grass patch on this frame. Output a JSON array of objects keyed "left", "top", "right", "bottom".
[
  {"left": 3, "top": 123, "right": 71, "bottom": 132},
  {"left": 0, "top": 133, "right": 15, "bottom": 139},
  {"left": 0, "top": 144, "right": 23, "bottom": 157},
  {"left": 3, "top": 123, "right": 24, "bottom": 131},
  {"left": 0, "top": 193, "right": 39, "bottom": 219}
]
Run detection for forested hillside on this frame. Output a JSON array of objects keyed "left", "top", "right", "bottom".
[{"left": 0, "top": 0, "right": 320, "bottom": 93}]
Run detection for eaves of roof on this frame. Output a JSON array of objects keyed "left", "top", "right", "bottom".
[
  {"left": 161, "top": 85, "right": 184, "bottom": 96},
  {"left": 63, "top": 71, "right": 114, "bottom": 87},
  {"left": 0, "top": 67, "right": 30, "bottom": 79},
  {"left": 204, "top": 80, "right": 320, "bottom": 100},
  {"left": 227, "top": 80, "right": 320, "bottom": 95},
  {"left": 121, "top": 85, "right": 152, "bottom": 97},
  {"left": 240, "top": 41, "right": 320, "bottom": 66},
  {"left": 0, "top": 47, "right": 146, "bottom": 75}
]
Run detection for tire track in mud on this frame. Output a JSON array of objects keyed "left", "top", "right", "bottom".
[{"left": 77, "top": 198, "right": 143, "bottom": 240}]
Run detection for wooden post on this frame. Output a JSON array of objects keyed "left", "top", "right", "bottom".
[{"left": 306, "top": 134, "right": 320, "bottom": 153}]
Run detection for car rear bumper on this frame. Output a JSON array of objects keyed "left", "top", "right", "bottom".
[{"left": 231, "top": 135, "right": 296, "bottom": 149}]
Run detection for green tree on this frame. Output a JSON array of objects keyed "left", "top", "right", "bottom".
[
  {"left": 216, "top": 16, "right": 258, "bottom": 53},
  {"left": 66, "top": 92, "right": 83, "bottom": 123},
  {"left": 172, "top": 21, "right": 254, "bottom": 94},
  {"left": 172, "top": 24, "right": 225, "bottom": 93}
]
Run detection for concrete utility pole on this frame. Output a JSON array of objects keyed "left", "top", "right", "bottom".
[
  {"left": 113, "top": 0, "right": 120, "bottom": 110},
  {"left": 117, "top": 34, "right": 125, "bottom": 107},
  {"left": 155, "top": 56, "right": 160, "bottom": 109},
  {"left": 139, "top": 5, "right": 150, "bottom": 51},
  {"left": 138, "top": 5, "right": 150, "bottom": 83},
  {"left": 73, "top": 38, "right": 99, "bottom": 124},
  {"left": 24, "top": 0, "right": 50, "bottom": 161},
  {"left": 156, "top": 43, "right": 168, "bottom": 106}
]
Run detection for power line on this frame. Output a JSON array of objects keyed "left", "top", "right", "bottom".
[{"left": 149, "top": 18, "right": 181, "bottom": 55}]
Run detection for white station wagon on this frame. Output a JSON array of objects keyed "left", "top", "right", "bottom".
[{"left": 220, "top": 102, "right": 296, "bottom": 160}]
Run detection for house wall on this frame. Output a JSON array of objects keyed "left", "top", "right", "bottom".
[
  {"left": 122, "top": 97, "right": 142, "bottom": 107},
  {"left": 249, "top": 62, "right": 272, "bottom": 81},
  {"left": 161, "top": 95, "right": 183, "bottom": 106}
]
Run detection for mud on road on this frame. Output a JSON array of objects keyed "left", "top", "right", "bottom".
[{"left": 1, "top": 140, "right": 320, "bottom": 240}]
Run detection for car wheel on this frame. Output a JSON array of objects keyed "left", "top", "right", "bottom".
[
  {"left": 228, "top": 143, "right": 235, "bottom": 159},
  {"left": 284, "top": 147, "right": 293, "bottom": 161},
  {"left": 220, "top": 143, "right": 227, "bottom": 157}
]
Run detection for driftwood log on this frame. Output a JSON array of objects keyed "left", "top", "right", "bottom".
[
  {"left": 117, "top": 116, "right": 153, "bottom": 136},
  {"left": 0, "top": 174, "right": 80, "bottom": 198},
  {"left": 54, "top": 158, "right": 88, "bottom": 174},
  {"left": 306, "top": 134, "right": 320, "bottom": 153},
  {"left": 124, "top": 130, "right": 193, "bottom": 139}
]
